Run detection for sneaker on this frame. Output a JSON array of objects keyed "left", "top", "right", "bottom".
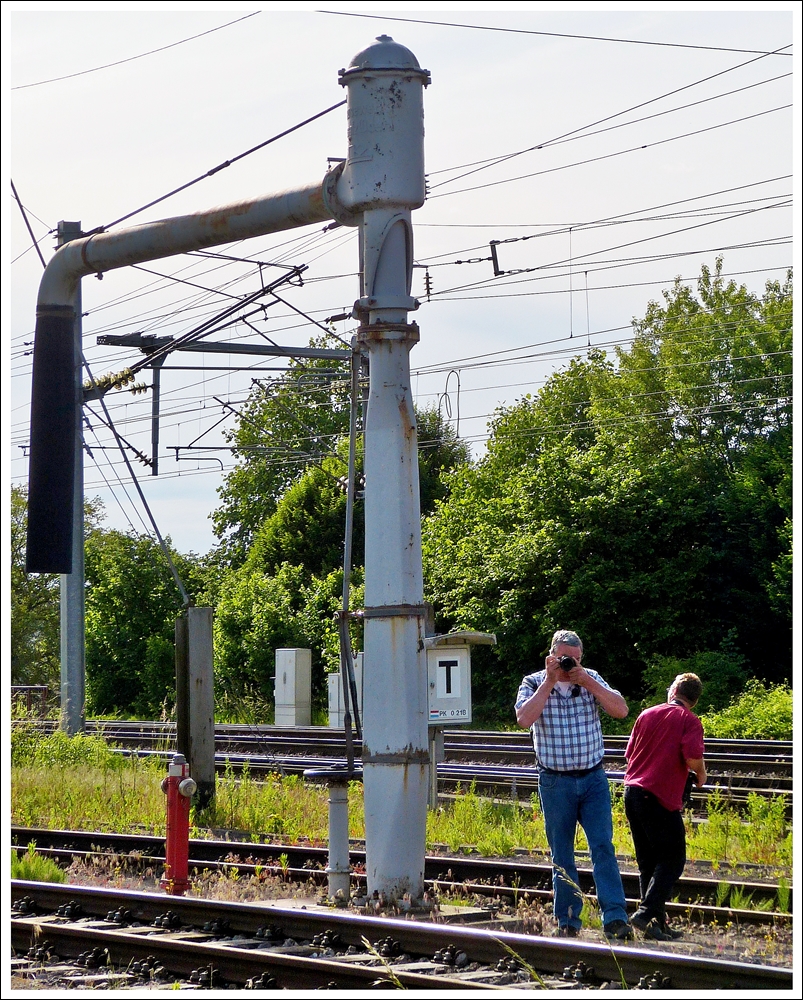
[
  {"left": 631, "top": 912, "right": 682, "bottom": 941},
  {"left": 603, "top": 919, "right": 634, "bottom": 941},
  {"left": 631, "top": 913, "right": 670, "bottom": 941},
  {"left": 552, "top": 925, "right": 580, "bottom": 938}
]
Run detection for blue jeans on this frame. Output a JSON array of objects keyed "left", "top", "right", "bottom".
[{"left": 538, "top": 766, "right": 628, "bottom": 929}]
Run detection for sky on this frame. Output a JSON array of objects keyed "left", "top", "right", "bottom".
[{"left": 4, "top": 3, "right": 798, "bottom": 556}]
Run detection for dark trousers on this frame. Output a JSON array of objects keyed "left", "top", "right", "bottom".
[{"left": 624, "top": 784, "right": 686, "bottom": 925}]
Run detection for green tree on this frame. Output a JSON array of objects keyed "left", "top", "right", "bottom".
[
  {"left": 212, "top": 326, "right": 472, "bottom": 571},
  {"left": 248, "top": 460, "right": 361, "bottom": 581},
  {"left": 416, "top": 406, "right": 472, "bottom": 514},
  {"left": 423, "top": 263, "right": 792, "bottom": 720},
  {"left": 84, "top": 528, "right": 205, "bottom": 716},
  {"left": 213, "top": 346, "right": 352, "bottom": 565},
  {"left": 214, "top": 562, "right": 364, "bottom": 706},
  {"left": 209, "top": 375, "right": 469, "bottom": 705},
  {"left": 10, "top": 487, "right": 104, "bottom": 690},
  {"left": 10, "top": 485, "right": 60, "bottom": 688}
]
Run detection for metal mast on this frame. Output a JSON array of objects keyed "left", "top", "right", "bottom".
[{"left": 335, "top": 36, "right": 431, "bottom": 902}]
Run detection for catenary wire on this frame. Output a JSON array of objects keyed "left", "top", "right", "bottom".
[
  {"left": 430, "top": 104, "right": 792, "bottom": 200},
  {"left": 430, "top": 71, "right": 791, "bottom": 188},
  {"left": 11, "top": 11, "right": 262, "bottom": 90},
  {"left": 428, "top": 43, "right": 792, "bottom": 190},
  {"left": 94, "top": 99, "right": 346, "bottom": 233},
  {"left": 317, "top": 10, "right": 792, "bottom": 57}
]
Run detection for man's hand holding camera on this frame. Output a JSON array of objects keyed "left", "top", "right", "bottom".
[
  {"left": 546, "top": 653, "right": 589, "bottom": 688},
  {"left": 518, "top": 644, "right": 628, "bottom": 728}
]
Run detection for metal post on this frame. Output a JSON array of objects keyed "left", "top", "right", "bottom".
[
  {"left": 327, "top": 777, "right": 351, "bottom": 901},
  {"left": 57, "top": 220, "right": 85, "bottom": 735},
  {"left": 150, "top": 354, "right": 165, "bottom": 475},
  {"left": 175, "top": 607, "right": 215, "bottom": 809},
  {"left": 333, "top": 35, "right": 431, "bottom": 903},
  {"left": 360, "top": 317, "right": 428, "bottom": 901}
]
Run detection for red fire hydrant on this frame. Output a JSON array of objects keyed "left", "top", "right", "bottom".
[{"left": 160, "top": 753, "right": 196, "bottom": 896}]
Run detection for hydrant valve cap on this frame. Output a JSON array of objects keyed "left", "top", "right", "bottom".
[{"left": 178, "top": 777, "right": 197, "bottom": 798}]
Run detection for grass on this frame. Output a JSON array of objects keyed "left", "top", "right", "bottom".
[
  {"left": 10, "top": 727, "right": 792, "bottom": 872},
  {"left": 685, "top": 788, "right": 792, "bottom": 867},
  {"left": 427, "top": 788, "right": 549, "bottom": 856},
  {"left": 11, "top": 841, "right": 67, "bottom": 883}
]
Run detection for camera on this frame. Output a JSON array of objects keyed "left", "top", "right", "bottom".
[{"left": 557, "top": 655, "right": 576, "bottom": 672}]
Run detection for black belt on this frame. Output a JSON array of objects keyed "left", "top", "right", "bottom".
[{"left": 539, "top": 762, "right": 603, "bottom": 778}]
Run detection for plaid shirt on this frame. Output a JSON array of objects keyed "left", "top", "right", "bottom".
[{"left": 515, "top": 669, "right": 616, "bottom": 771}]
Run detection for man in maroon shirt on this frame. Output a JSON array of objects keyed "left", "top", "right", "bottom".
[{"left": 624, "top": 673, "right": 706, "bottom": 941}]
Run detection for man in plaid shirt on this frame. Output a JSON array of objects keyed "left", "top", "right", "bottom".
[{"left": 516, "top": 629, "right": 632, "bottom": 940}]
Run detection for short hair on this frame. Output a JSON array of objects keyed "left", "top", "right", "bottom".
[
  {"left": 674, "top": 673, "right": 703, "bottom": 705},
  {"left": 550, "top": 629, "right": 583, "bottom": 655}
]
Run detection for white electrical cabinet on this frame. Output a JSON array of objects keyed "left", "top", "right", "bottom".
[
  {"left": 274, "top": 648, "right": 312, "bottom": 727},
  {"left": 327, "top": 652, "right": 364, "bottom": 728},
  {"left": 424, "top": 631, "right": 496, "bottom": 727}
]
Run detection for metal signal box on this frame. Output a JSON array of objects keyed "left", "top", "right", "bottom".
[
  {"left": 424, "top": 631, "right": 496, "bottom": 727},
  {"left": 427, "top": 645, "right": 471, "bottom": 724}
]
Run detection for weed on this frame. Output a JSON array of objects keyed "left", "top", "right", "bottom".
[
  {"left": 11, "top": 842, "right": 66, "bottom": 883},
  {"left": 427, "top": 786, "right": 547, "bottom": 856},
  {"left": 728, "top": 886, "right": 752, "bottom": 910},
  {"left": 776, "top": 877, "right": 790, "bottom": 913},
  {"left": 494, "top": 939, "right": 547, "bottom": 988},
  {"left": 360, "top": 935, "right": 406, "bottom": 989},
  {"left": 11, "top": 740, "right": 794, "bottom": 873},
  {"left": 700, "top": 681, "right": 792, "bottom": 740},
  {"left": 11, "top": 723, "right": 124, "bottom": 771}
]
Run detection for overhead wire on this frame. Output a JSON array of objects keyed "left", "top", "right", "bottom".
[
  {"left": 11, "top": 11, "right": 262, "bottom": 90},
  {"left": 317, "top": 11, "right": 792, "bottom": 58},
  {"left": 416, "top": 176, "right": 792, "bottom": 259},
  {"left": 93, "top": 99, "right": 346, "bottom": 234},
  {"left": 83, "top": 416, "right": 148, "bottom": 535},
  {"left": 426, "top": 245, "right": 791, "bottom": 299},
  {"left": 428, "top": 40, "right": 792, "bottom": 190},
  {"left": 428, "top": 200, "right": 791, "bottom": 297},
  {"left": 431, "top": 104, "right": 792, "bottom": 200},
  {"left": 431, "top": 66, "right": 792, "bottom": 188},
  {"left": 36, "top": 325, "right": 788, "bottom": 448},
  {"left": 426, "top": 262, "right": 792, "bottom": 308},
  {"left": 10, "top": 243, "right": 788, "bottom": 387},
  {"left": 10, "top": 180, "right": 48, "bottom": 269},
  {"left": 64, "top": 385, "right": 791, "bottom": 491},
  {"left": 10, "top": 42, "right": 790, "bottom": 507},
  {"left": 82, "top": 352, "right": 191, "bottom": 606}
]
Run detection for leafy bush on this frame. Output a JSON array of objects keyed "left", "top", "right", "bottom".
[
  {"left": 640, "top": 630, "right": 749, "bottom": 713},
  {"left": 700, "top": 680, "right": 792, "bottom": 739}
]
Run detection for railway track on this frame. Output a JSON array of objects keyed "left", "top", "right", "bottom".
[
  {"left": 11, "top": 827, "right": 792, "bottom": 926},
  {"left": 32, "top": 721, "right": 792, "bottom": 813},
  {"left": 11, "top": 880, "right": 792, "bottom": 990}
]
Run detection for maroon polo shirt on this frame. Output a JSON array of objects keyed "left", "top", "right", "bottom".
[{"left": 625, "top": 702, "right": 705, "bottom": 811}]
